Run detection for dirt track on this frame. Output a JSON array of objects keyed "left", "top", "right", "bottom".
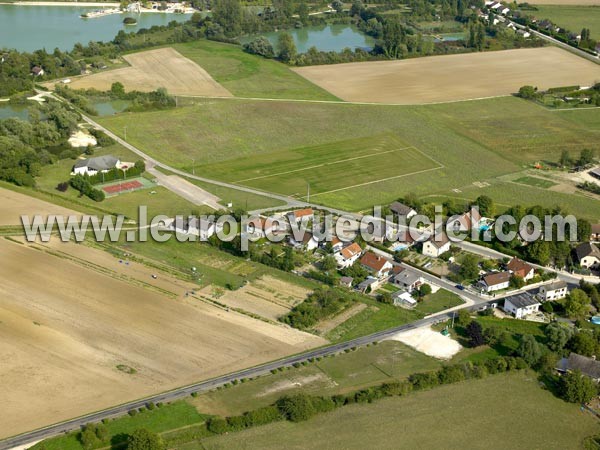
[
  {"left": 0, "top": 238, "right": 325, "bottom": 438},
  {"left": 65, "top": 48, "right": 232, "bottom": 97},
  {"left": 293, "top": 47, "right": 600, "bottom": 104}
]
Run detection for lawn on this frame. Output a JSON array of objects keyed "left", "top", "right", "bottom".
[
  {"left": 513, "top": 176, "right": 558, "bottom": 189},
  {"left": 97, "top": 96, "right": 600, "bottom": 217},
  {"left": 414, "top": 289, "right": 463, "bottom": 315},
  {"left": 533, "top": 5, "right": 600, "bottom": 40},
  {"left": 172, "top": 40, "right": 339, "bottom": 101},
  {"left": 190, "top": 341, "right": 440, "bottom": 416},
  {"left": 199, "top": 371, "right": 599, "bottom": 450}
]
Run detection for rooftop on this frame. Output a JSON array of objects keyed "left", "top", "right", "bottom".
[
  {"left": 482, "top": 271, "right": 511, "bottom": 287},
  {"left": 505, "top": 293, "right": 540, "bottom": 309}
]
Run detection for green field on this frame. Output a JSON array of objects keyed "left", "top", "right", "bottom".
[
  {"left": 98, "top": 95, "right": 600, "bottom": 218},
  {"left": 199, "top": 372, "right": 599, "bottom": 450},
  {"left": 533, "top": 5, "right": 600, "bottom": 39},
  {"left": 414, "top": 289, "right": 464, "bottom": 315},
  {"left": 172, "top": 40, "right": 339, "bottom": 101},
  {"left": 191, "top": 341, "right": 441, "bottom": 416},
  {"left": 513, "top": 176, "right": 558, "bottom": 189}
]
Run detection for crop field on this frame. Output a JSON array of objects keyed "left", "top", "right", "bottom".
[
  {"left": 533, "top": 5, "right": 600, "bottom": 37},
  {"left": 293, "top": 47, "right": 600, "bottom": 104},
  {"left": 200, "top": 372, "right": 599, "bottom": 450},
  {"left": 0, "top": 186, "right": 80, "bottom": 226},
  {"left": 526, "top": 0, "right": 600, "bottom": 5},
  {"left": 204, "top": 135, "right": 442, "bottom": 197},
  {"left": 172, "top": 40, "right": 339, "bottom": 100},
  {"left": 0, "top": 237, "right": 325, "bottom": 438},
  {"left": 99, "top": 96, "right": 600, "bottom": 218},
  {"left": 65, "top": 48, "right": 232, "bottom": 97}
]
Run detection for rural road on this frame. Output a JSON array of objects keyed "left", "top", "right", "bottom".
[{"left": 0, "top": 298, "right": 501, "bottom": 450}]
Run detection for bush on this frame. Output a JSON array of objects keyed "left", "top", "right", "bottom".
[
  {"left": 243, "top": 36, "right": 275, "bottom": 58},
  {"left": 56, "top": 181, "right": 69, "bottom": 192},
  {"left": 276, "top": 394, "right": 317, "bottom": 422},
  {"left": 206, "top": 417, "right": 229, "bottom": 434}
]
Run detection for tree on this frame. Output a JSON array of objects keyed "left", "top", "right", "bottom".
[
  {"left": 110, "top": 81, "right": 125, "bottom": 97},
  {"left": 277, "top": 32, "right": 297, "bottom": 63},
  {"left": 559, "top": 149, "right": 572, "bottom": 168},
  {"left": 80, "top": 426, "right": 99, "bottom": 450},
  {"left": 456, "top": 309, "right": 471, "bottom": 327},
  {"left": 458, "top": 254, "right": 480, "bottom": 281},
  {"left": 297, "top": 1, "right": 309, "bottom": 24},
  {"left": 517, "top": 334, "right": 542, "bottom": 366},
  {"left": 332, "top": 0, "right": 344, "bottom": 13},
  {"left": 418, "top": 283, "right": 432, "bottom": 298},
  {"left": 577, "top": 219, "right": 592, "bottom": 243},
  {"left": 509, "top": 275, "right": 525, "bottom": 289},
  {"left": 565, "top": 289, "right": 591, "bottom": 319},
  {"left": 276, "top": 394, "right": 316, "bottom": 422},
  {"left": 560, "top": 370, "right": 597, "bottom": 403},
  {"left": 474, "top": 195, "right": 494, "bottom": 218},
  {"left": 243, "top": 36, "right": 275, "bottom": 58},
  {"left": 212, "top": 0, "right": 242, "bottom": 37},
  {"left": 544, "top": 322, "right": 573, "bottom": 352},
  {"left": 518, "top": 85, "right": 537, "bottom": 99},
  {"left": 126, "top": 429, "right": 165, "bottom": 450},
  {"left": 568, "top": 331, "right": 596, "bottom": 357},
  {"left": 525, "top": 240, "right": 551, "bottom": 266},
  {"left": 578, "top": 148, "right": 595, "bottom": 167},
  {"left": 321, "top": 255, "right": 337, "bottom": 272},
  {"left": 466, "top": 321, "right": 485, "bottom": 347},
  {"left": 377, "top": 292, "right": 393, "bottom": 304}
]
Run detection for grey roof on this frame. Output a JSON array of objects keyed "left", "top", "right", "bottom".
[
  {"left": 393, "top": 271, "right": 421, "bottom": 286},
  {"left": 575, "top": 242, "right": 600, "bottom": 261},
  {"left": 389, "top": 201, "right": 415, "bottom": 216},
  {"left": 505, "top": 293, "right": 540, "bottom": 309},
  {"left": 357, "top": 278, "right": 377, "bottom": 289},
  {"left": 561, "top": 353, "right": 600, "bottom": 379},
  {"left": 339, "top": 276, "right": 353, "bottom": 286},
  {"left": 74, "top": 155, "right": 119, "bottom": 171},
  {"left": 543, "top": 280, "right": 567, "bottom": 291}
]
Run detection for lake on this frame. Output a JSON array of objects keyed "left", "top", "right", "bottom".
[
  {"left": 0, "top": 4, "right": 191, "bottom": 52},
  {"left": 93, "top": 99, "right": 131, "bottom": 116},
  {"left": 241, "top": 24, "right": 375, "bottom": 53},
  {"left": 0, "top": 103, "right": 30, "bottom": 120}
]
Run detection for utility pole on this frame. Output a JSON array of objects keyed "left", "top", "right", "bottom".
[
  {"left": 124, "top": 126, "right": 127, "bottom": 140},
  {"left": 192, "top": 158, "right": 195, "bottom": 176},
  {"left": 451, "top": 311, "right": 455, "bottom": 328},
  {"left": 307, "top": 182, "right": 310, "bottom": 203}
]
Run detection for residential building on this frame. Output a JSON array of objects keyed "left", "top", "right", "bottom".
[
  {"left": 72, "top": 155, "right": 120, "bottom": 176},
  {"left": 590, "top": 224, "right": 600, "bottom": 242},
  {"left": 245, "top": 217, "right": 275, "bottom": 239},
  {"left": 391, "top": 270, "right": 423, "bottom": 293},
  {"left": 168, "top": 216, "right": 217, "bottom": 240},
  {"left": 329, "top": 236, "right": 344, "bottom": 253},
  {"left": 360, "top": 251, "right": 393, "bottom": 279},
  {"left": 356, "top": 277, "right": 379, "bottom": 293},
  {"left": 334, "top": 242, "right": 363, "bottom": 268},
  {"left": 393, "top": 291, "right": 417, "bottom": 308},
  {"left": 575, "top": 242, "right": 600, "bottom": 269},
  {"left": 539, "top": 281, "right": 568, "bottom": 301},
  {"left": 480, "top": 271, "right": 511, "bottom": 293},
  {"left": 557, "top": 353, "right": 600, "bottom": 382},
  {"left": 389, "top": 201, "right": 417, "bottom": 220},
  {"left": 290, "top": 232, "right": 319, "bottom": 251},
  {"left": 339, "top": 276, "right": 353, "bottom": 288},
  {"left": 422, "top": 233, "right": 451, "bottom": 258},
  {"left": 447, "top": 208, "right": 482, "bottom": 234},
  {"left": 517, "top": 29, "right": 531, "bottom": 38},
  {"left": 31, "top": 65, "right": 44, "bottom": 76},
  {"left": 507, "top": 257, "right": 535, "bottom": 281},
  {"left": 287, "top": 208, "right": 313, "bottom": 223},
  {"left": 503, "top": 293, "right": 540, "bottom": 319}
]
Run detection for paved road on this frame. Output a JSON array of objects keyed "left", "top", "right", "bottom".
[{"left": 0, "top": 298, "right": 500, "bottom": 450}]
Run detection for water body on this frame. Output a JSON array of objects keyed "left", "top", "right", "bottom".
[
  {"left": 0, "top": 103, "right": 30, "bottom": 120},
  {"left": 93, "top": 99, "right": 131, "bottom": 116},
  {"left": 242, "top": 24, "right": 375, "bottom": 53},
  {"left": 0, "top": 4, "right": 191, "bottom": 52}
]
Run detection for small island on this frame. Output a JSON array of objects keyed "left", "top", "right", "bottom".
[{"left": 123, "top": 17, "right": 138, "bottom": 25}]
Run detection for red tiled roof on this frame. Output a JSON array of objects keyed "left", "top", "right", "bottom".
[
  {"left": 340, "top": 242, "right": 362, "bottom": 260},
  {"left": 360, "top": 251, "right": 390, "bottom": 272}
]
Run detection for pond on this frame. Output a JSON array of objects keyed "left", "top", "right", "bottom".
[
  {"left": 92, "top": 99, "right": 132, "bottom": 116},
  {"left": 0, "top": 103, "right": 30, "bottom": 120},
  {"left": 241, "top": 24, "right": 376, "bottom": 53},
  {"left": 0, "top": 4, "right": 191, "bottom": 52}
]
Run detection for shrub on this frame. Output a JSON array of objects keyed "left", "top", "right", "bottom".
[
  {"left": 206, "top": 417, "right": 229, "bottom": 434},
  {"left": 276, "top": 394, "right": 316, "bottom": 422}
]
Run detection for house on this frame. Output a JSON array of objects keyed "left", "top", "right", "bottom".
[
  {"left": 422, "top": 233, "right": 451, "bottom": 258},
  {"left": 391, "top": 270, "right": 423, "bottom": 293},
  {"left": 447, "top": 208, "right": 482, "bottom": 234},
  {"left": 506, "top": 22, "right": 517, "bottom": 31},
  {"left": 334, "top": 242, "right": 363, "bottom": 268},
  {"left": 575, "top": 242, "right": 600, "bottom": 269},
  {"left": 290, "top": 232, "right": 319, "bottom": 251},
  {"left": 393, "top": 291, "right": 417, "bottom": 308},
  {"left": 339, "top": 276, "right": 353, "bottom": 288},
  {"left": 517, "top": 29, "right": 531, "bottom": 38},
  {"left": 503, "top": 293, "right": 540, "bottom": 319},
  {"left": 329, "top": 236, "right": 345, "bottom": 253},
  {"left": 245, "top": 217, "right": 277, "bottom": 239},
  {"left": 507, "top": 257, "right": 535, "bottom": 281},
  {"left": 489, "top": 1, "right": 502, "bottom": 9},
  {"left": 72, "top": 155, "right": 120, "bottom": 176},
  {"left": 389, "top": 201, "right": 417, "bottom": 220},
  {"left": 356, "top": 277, "right": 380, "bottom": 293},
  {"left": 287, "top": 208, "right": 313, "bottom": 223},
  {"left": 31, "top": 65, "right": 44, "bottom": 76},
  {"left": 539, "top": 280, "right": 568, "bottom": 301},
  {"left": 557, "top": 353, "right": 600, "bottom": 382},
  {"left": 360, "top": 251, "right": 393, "bottom": 279},
  {"left": 590, "top": 224, "right": 600, "bottom": 242},
  {"left": 168, "top": 216, "right": 217, "bottom": 240},
  {"left": 480, "top": 271, "right": 511, "bottom": 293},
  {"left": 497, "top": 6, "right": 510, "bottom": 15}
]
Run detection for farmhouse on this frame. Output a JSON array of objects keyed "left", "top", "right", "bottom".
[
  {"left": 391, "top": 270, "right": 423, "bottom": 293},
  {"left": 503, "top": 293, "right": 540, "bottom": 319},
  {"left": 507, "top": 257, "right": 535, "bottom": 281},
  {"left": 422, "top": 233, "right": 451, "bottom": 258},
  {"left": 480, "top": 271, "right": 511, "bottom": 293},
  {"left": 539, "top": 281, "right": 568, "bottom": 301},
  {"left": 393, "top": 290, "right": 417, "bottom": 308},
  {"left": 360, "top": 251, "right": 393, "bottom": 279},
  {"left": 575, "top": 242, "right": 600, "bottom": 269},
  {"left": 287, "top": 208, "right": 313, "bottom": 223},
  {"left": 389, "top": 201, "right": 417, "bottom": 220},
  {"left": 557, "top": 353, "right": 600, "bottom": 382},
  {"left": 334, "top": 242, "right": 363, "bottom": 268},
  {"left": 72, "top": 155, "right": 120, "bottom": 176}
]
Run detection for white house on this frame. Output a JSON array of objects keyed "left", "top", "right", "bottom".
[
  {"left": 334, "top": 242, "right": 363, "bottom": 269},
  {"left": 517, "top": 29, "right": 531, "bottom": 38},
  {"left": 290, "top": 232, "right": 319, "bottom": 251},
  {"left": 360, "top": 251, "right": 393, "bottom": 279},
  {"left": 480, "top": 271, "right": 511, "bottom": 293},
  {"left": 168, "top": 216, "right": 217, "bottom": 240},
  {"left": 506, "top": 257, "right": 535, "bottom": 281},
  {"left": 503, "top": 293, "right": 540, "bottom": 319},
  {"left": 389, "top": 201, "right": 417, "bottom": 220},
  {"left": 576, "top": 242, "right": 600, "bottom": 269},
  {"left": 393, "top": 291, "right": 417, "bottom": 308},
  {"left": 497, "top": 6, "right": 510, "bottom": 15},
  {"left": 391, "top": 270, "right": 423, "bottom": 293},
  {"left": 539, "top": 280, "right": 568, "bottom": 301},
  {"left": 72, "top": 155, "right": 120, "bottom": 176},
  {"left": 422, "top": 233, "right": 451, "bottom": 258},
  {"left": 245, "top": 217, "right": 276, "bottom": 239},
  {"left": 329, "top": 236, "right": 345, "bottom": 253}
]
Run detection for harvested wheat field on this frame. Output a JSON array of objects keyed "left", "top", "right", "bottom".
[
  {"left": 65, "top": 47, "right": 232, "bottom": 97},
  {"left": 293, "top": 47, "right": 600, "bottom": 104},
  {"left": 0, "top": 187, "right": 79, "bottom": 226},
  {"left": 525, "top": 0, "right": 599, "bottom": 4},
  {"left": 0, "top": 238, "right": 325, "bottom": 438}
]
